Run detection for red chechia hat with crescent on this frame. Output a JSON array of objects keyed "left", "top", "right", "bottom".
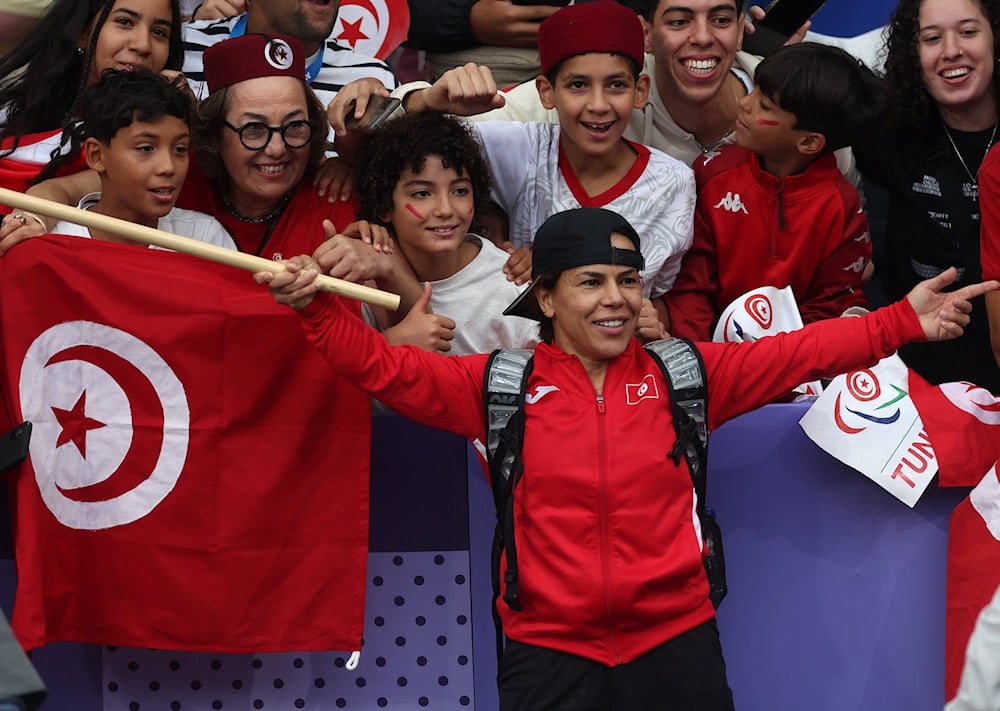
[{"left": 204, "top": 33, "right": 305, "bottom": 93}]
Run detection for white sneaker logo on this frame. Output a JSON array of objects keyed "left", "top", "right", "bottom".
[
  {"left": 714, "top": 192, "right": 749, "bottom": 214},
  {"left": 525, "top": 385, "right": 560, "bottom": 405}
]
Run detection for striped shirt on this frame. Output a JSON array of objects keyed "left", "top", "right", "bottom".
[{"left": 181, "top": 15, "right": 398, "bottom": 109}]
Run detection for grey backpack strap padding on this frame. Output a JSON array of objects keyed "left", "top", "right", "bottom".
[
  {"left": 644, "top": 337, "right": 709, "bottom": 501},
  {"left": 482, "top": 348, "right": 535, "bottom": 644}
]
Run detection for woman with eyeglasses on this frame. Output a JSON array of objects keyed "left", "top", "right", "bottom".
[
  {"left": 2, "top": 33, "right": 398, "bottom": 269},
  {"left": 180, "top": 32, "right": 360, "bottom": 259}
]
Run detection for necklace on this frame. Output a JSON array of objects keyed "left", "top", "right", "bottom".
[
  {"left": 695, "top": 125, "right": 735, "bottom": 154},
  {"left": 220, "top": 182, "right": 294, "bottom": 225},
  {"left": 694, "top": 74, "right": 743, "bottom": 154},
  {"left": 943, "top": 121, "right": 998, "bottom": 198}
]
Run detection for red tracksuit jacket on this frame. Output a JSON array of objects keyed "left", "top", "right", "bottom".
[
  {"left": 667, "top": 146, "right": 871, "bottom": 340},
  {"left": 300, "top": 294, "right": 924, "bottom": 665}
]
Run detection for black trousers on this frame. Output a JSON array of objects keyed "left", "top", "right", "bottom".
[{"left": 498, "top": 619, "right": 735, "bottom": 711}]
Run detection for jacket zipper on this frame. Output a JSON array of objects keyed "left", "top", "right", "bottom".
[
  {"left": 595, "top": 392, "right": 622, "bottom": 662},
  {"left": 771, "top": 178, "right": 786, "bottom": 258}
]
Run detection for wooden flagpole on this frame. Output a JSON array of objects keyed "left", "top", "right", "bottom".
[{"left": 0, "top": 187, "right": 401, "bottom": 311}]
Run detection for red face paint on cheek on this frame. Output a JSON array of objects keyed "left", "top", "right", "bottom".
[
  {"left": 756, "top": 118, "right": 780, "bottom": 126},
  {"left": 405, "top": 203, "right": 424, "bottom": 220}
]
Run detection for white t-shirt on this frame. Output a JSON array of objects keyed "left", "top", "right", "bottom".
[
  {"left": 52, "top": 192, "right": 237, "bottom": 251},
  {"left": 365, "top": 235, "right": 539, "bottom": 356},
  {"left": 473, "top": 120, "right": 695, "bottom": 299},
  {"left": 427, "top": 235, "right": 539, "bottom": 356}
]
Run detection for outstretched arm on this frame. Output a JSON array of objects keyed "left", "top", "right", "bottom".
[
  {"left": 256, "top": 260, "right": 488, "bottom": 438},
  {"left": 702, "top": 269, "right": 999, "bottom": 429}
]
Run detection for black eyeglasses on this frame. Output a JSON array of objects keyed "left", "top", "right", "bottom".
[{"left": 223, "top": 119, "right": 315, "bottom": 150}]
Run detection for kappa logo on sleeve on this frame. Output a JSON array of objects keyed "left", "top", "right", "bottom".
[{"left": 625, "top": 374, "right": 659, "bottom": 405}]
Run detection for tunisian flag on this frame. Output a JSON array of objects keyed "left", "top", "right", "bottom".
[
  {"left": 908, "top": 372, "right": 1000, "bottom": 488},
  {"left": 0, "top": 235, "right": 371, "bottom": 653},
  {"left": 336, "top": 0, "right": 410, "bottom": 59},
  {"left": 946, "top": 465, "right": 1000, "bottom": 702}
]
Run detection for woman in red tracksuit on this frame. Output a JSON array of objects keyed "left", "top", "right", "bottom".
[{"left": 258, "top": 207, "right": 996, "bottom": 711}]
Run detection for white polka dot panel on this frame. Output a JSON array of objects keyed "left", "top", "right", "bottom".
[{"left": 101, "top": 551, "right": 475, "bottom": 709}]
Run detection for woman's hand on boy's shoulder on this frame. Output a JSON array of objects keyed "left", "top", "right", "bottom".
[
  {"left": 314, "top": 156, "right": 355, "bottom": 203},
  {"left": 341, "top": 220, "right": 394, "bottom": 254},
  {"left": 312, "top": 220, "right": 394, "bottom": 284}
]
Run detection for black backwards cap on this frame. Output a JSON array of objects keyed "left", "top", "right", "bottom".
[{"left": 503, "top": 207, "right": 645, "bottom": 321}]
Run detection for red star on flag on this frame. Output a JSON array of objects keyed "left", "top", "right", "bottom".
[
  {"left": 52, "top": 391, "right": 106, "bottom": 458},
  {"left": 337, "top": 17, "right": 369, "bottom": 48}
]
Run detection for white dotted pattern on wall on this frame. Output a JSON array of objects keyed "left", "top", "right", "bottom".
[{"left": 101, "top": 551, "right": 476, "bottom": 709}]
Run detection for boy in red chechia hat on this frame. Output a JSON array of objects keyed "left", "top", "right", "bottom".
[{"left": 395, "top": 0, "right": 695, "bottom": 341}]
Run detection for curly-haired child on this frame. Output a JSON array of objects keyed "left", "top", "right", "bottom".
[{"left": 356, "top": 111, "right": 538, "bottom": 355}]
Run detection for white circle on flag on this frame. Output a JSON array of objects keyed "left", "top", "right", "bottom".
[
  {"left": 19, "top": 321, "right": 190, "bottom": 530},
  {"left": 941, "top": 382, "right": 1000, "bottom": 426}
]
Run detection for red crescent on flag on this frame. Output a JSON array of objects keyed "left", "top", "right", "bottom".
[
  {"left": 45, "top": 345, "right": 165, "bottom": 503},
  {"left": 846, "top": 369, "right": 880, "bottom": 402},
  {"left": 942, "top": 382, "right": 1000, "bottom": 422},
  {"left": 833, "top": 392, "right": 866, "bottom": 434},
  {"left": 339, "top": 0, "right": 410, "bottom": 59},
  {"left": 745, "top": 294, "right": 773, "bottom": 330},
  {"left": 722, "top": 312, "right": 735, "bottom": 342}
]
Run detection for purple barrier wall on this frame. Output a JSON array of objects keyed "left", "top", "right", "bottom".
[{"left": 0, "top": 404, "right": 965, "bottom": 710}]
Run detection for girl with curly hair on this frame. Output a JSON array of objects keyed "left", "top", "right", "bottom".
[
  {"left": 0, "top": 0, "right": 184, "bottom": 193},
  {"left": 856, "top": 0, "right": 1000, "bottom": 394}
]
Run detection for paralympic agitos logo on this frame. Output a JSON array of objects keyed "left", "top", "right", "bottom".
[{"left": 833, "top": 368, "right": 906, "bottom": 434}]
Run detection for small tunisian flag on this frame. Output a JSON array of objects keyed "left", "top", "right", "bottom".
[
  {"left": 337, "top": 0, "right": 410, "bottom": 59},
  {"left": 908, "top": 372, "right": 1000, "bottom": 487},
  {"left": 945, "top": 464, "right": 1000, "bottom": 702},
  {"left": 0, "top": 235, "right": 371, "bottom": 653}
]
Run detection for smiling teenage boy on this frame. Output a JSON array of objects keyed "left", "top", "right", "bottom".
[
  {"left": 665, "top": 42, "right": 887, "bottom": 340},
  {"left": 51, "top": 68, "right": 235, "bottom": 250},
  {"left": 464, "top": 1, "right": 696, "bottom": 335}
]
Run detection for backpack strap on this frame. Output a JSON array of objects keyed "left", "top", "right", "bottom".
[
  {"left": 643, "top": 337, "right": 709, "bottom": 506},
  {"left": 482, "top": 348, "right": 534, "bottom": 659},
  {"left": 644, "top": 337, "right": 727, "bottom": 608}
]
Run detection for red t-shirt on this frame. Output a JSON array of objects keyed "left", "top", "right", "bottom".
[{"left": 177, "top": 159, "right": 360, "bottom": 260}]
